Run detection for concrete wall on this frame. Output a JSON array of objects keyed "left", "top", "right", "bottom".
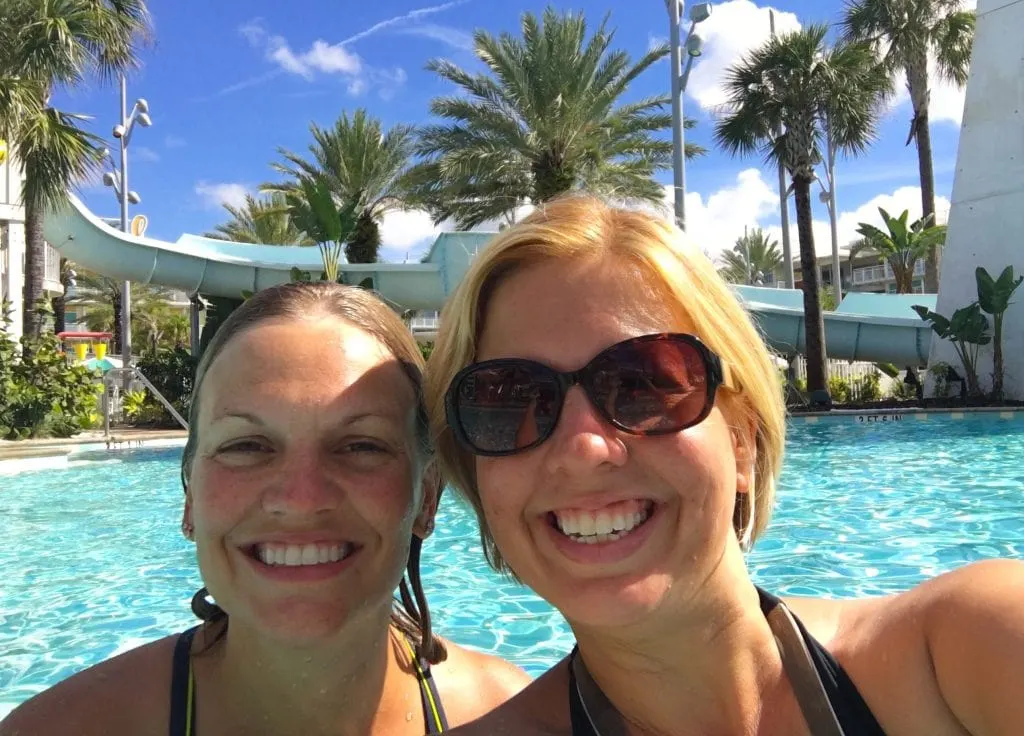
[{"left": 928, "top": 0, "right": 1024, "bottom": 399}]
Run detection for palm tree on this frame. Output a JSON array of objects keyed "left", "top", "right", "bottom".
[
  {"left": 719, "top": 228, "right": 783, "bottom": 285},
  {"left": 856, "top": 207, "right": 946, "bottom": 293},
  {"left": 715, "top": 25, "right": 892, "bottom": 393},
  {"left": 0, "top": 0, "right": 151, "bottom": 346},
  {"left": 408, "top": 7, "right": 703, "bottom": 229},
  {"left": 841, "top": 0, "right": 974, "bottom": 293},
  {"left": 265, "top": 109, "right": 415, "bottom": 263},
  {"left": 204, "top": 192, "right": 313, "bottom": 245},
  {"left": 68, "top": 269, "right": 170, "bottom": 352}
]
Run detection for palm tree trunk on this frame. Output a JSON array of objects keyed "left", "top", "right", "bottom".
[
  {"left": 345, "top": 212, "right": 381, "bottom": 264},
  {"left": 532, "top": 156, "right": 575, "bottom": 203},
  {"left": 793, "top": 176, "right": 828, "bottom": 393},
  {"left": 907, "top": 57, "right": 939, "bottom": 293},
  {"left": 53, "top": 258, "right": 68, "bottom": 334},
  {"left": 112, "top": 292, "right": 123, "bottom": 353},
  {"left": 916, "top": 112, "right": 939, "bottom": 293},
  {"left": 22, "top": 195, "right": 47, "bottom": 349}
]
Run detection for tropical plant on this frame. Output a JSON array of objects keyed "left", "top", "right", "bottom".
[
  {"left": 67, "top": 269, "right": 173, "bottom": 352},
  {"left": 975, "top": 266, "right": 1022, "bottom": 401},
  {"left": 0, "top": 300, "right": 101, "bottom": 439},
  {"left": 715, "top": 25, "right": 893, "bottom": 392},
  {"left": 841, "top": 0, "right": 975, "bottom": 292},
  {"left": 204, "top": 192, "right": 313, "bottom": 245},
  {"left": 266, "top": 109, "right": 415, "bottom": 263},
  {"left": 913, "top": 302, "right": 989, "bottom": 396},
  {"left": 408, "top": 7, "right": 701, "bottom": 228},
  {"left": 855, "top": 207, "right": 946, "bottom": 293},
  {"left": 0, "top": 0, "right": 151, "bottom": 346},
  {"left": 281, "top": 177, "right": 360, "bottom": 283},
  {"left": 719, "top": 228, "right": 783, "bottom": 285}
]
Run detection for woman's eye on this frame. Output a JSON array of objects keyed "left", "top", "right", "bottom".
[
  {"left": 219, "top": 440, "right": 269, "bottom": 454},
  {"left": 344, "top": 441, "right": 386, "bottom": 454}
]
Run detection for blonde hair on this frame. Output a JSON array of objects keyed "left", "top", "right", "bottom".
[{"left": 424, "top": 195, "right": 786, "bottom": 575}]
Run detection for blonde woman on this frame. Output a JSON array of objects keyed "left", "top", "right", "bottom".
[
  {"left": 3, "top": 281, "right": 528, "bottom": 736},
  {"left": 424, "top": 196, "right": 1024, "bottom": 735}
]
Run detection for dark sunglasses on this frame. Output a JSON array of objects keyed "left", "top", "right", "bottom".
[{"left": 445, "top": 333, "right": 730, "bottom": 457}]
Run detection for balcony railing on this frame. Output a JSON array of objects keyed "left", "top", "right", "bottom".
[{"left": 852, "top": 260, "right": 925, "bottom": 285}]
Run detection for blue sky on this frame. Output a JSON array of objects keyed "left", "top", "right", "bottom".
[{"left": 54, "top": 0, "right": 973, "bottom": 262}]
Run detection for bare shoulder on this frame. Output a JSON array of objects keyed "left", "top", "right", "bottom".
[
  {"left": 446, "top": 658, "right": 570, "bottom": 736},
  {"left": 432, "top": 639, "right": 533, "bottom": 726},
  {"left": 0, "top": 634, "right": 178, "bottom": 736},
  {"left": 785, "top": 560, "right": 1024, "bottom": 734}
]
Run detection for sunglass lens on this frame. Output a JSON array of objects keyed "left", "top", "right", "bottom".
[
  {"left": 591, "top": 338, "right": 710, "bottom": 432},
  {"left": 454, "top": 364, "right": 561, "bottom": 454}
]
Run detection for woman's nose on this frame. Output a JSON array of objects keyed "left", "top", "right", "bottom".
[
  {"left": 543, "top": 387, "right": 628, "bottom": 475},
  {"left": 261, "top": 447, "right": 339, "bottom": 517}
]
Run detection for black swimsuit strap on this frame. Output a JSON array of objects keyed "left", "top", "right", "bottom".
[
  {"left": 168, "top": 626, "right": 199, "bottom": 736},
  {"left": 567, "top": 588, "right": 886, "bottom": 736}
]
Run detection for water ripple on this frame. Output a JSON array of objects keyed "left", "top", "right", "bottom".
[{"left": 2, "top": 420, "right": 1022, "bottom": 709}]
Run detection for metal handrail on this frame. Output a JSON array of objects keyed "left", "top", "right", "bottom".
[{"left": 101, "top": 366, "right": 189, "bottom": 436}]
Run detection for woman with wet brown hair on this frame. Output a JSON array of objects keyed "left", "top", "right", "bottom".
[{"left": 4, "top": 281, "right": 528, "bottom": 736}]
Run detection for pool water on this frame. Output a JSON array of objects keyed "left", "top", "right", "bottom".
[{"left": 2, "top": 415, "right": 1023, "bottom": 712}]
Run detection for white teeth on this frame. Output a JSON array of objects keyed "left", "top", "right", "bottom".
[
  {"left": 578, "top": 515, "right": 596, "bottom": 536},
  {"left": 554, "top": 503, "right": 653, "bottom": 544},
  {"left": 255, "top": 543, "right": 350, "bottom": 567}
]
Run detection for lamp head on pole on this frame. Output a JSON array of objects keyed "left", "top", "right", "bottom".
[
  {"left": 127, "top": 191, "right": 142, "bottom": 205},
  {"left": 685, "top": 32, "right": 705, "bottom": 57},
  {"left": 689, "top": 3, "right": 713, "bottom": 23}
]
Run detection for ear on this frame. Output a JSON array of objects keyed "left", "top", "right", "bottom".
[
  {"left": 181, "top": 494, "right": 194, "bottom": 541},
  {"left": 730, "top": 413, "right": 758, "bottom": 496},
  {"left": 413, "top": 460, "right": 443, "bottom": 540}
]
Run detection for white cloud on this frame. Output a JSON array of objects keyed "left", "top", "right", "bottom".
[
  {"left": 163, "top": 135, "right": 186, "bottom": 149},
  {"left": 684, "top": 1, "right": 802, "bottom": 111},
  {"left": 195, "top": 181, "right": 249, "bottom": 211},
  {"left": 764, "top": 185, "right": 952, "bottom": 260},
  {"left": 671, "top": 169, "right": 781, "bottom": 259},
  {"left": 133, "top": 146, "right": 160, "bottom": 163},
  {"left": 397, "top": 23, "right": 474, "bottom": 51},
  {"left": 379, "top": 209, "right": 443, "bottom": 262}
]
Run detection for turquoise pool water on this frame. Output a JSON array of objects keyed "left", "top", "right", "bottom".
[{"left": 2, "top": 415, "right": 1023, "bottom": 713}]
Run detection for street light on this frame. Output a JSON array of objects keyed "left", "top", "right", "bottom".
[
  {"left": 101, "top": 76, "right": 152, "bottom": 375},
  {"left": 666, "top": 1, "right": 712, "bottom": 231}
]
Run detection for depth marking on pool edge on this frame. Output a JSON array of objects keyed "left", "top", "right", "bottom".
[
  {"left": 951, "top": 412, "right": 965, "bottom": 420},
  {"left": 804, "top": 416, "right": 819, "bottom": 424},
  {"left": 1000, "top": 411, "right": 1015, "bottom": 419},
  {"left": 914, "top": 413, "right": 928, "bottom": 421}
]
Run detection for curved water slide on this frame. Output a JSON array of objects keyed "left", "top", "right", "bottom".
[{"left": 44, "top": 194, "right": 934, "bottom": 365}]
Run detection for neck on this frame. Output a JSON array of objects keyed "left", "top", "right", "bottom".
[
  {"left": 572, "top": 546, "right": 794, "bottom": 736},
  {"left": 200, "top": 608, "right": 423, "bottom": 736}
]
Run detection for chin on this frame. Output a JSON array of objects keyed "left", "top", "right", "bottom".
[
  {"left": 238, "top": 598, "right": 365, "bottom": 645},
  {"left": 545, "top": 572, "right": 676, "bottom": 630}
]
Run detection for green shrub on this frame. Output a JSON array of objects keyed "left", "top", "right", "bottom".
[
  {"left": 134, "top": 347, "right": 198, "bottom": 425},
  {"left": 828, "top": 376, "right": 850, "bottom": 403},
  {"left": 928, "top": 362, "right": 953, "bottom": 399},
  {"left": 889, "top": 379, "right": 917, "bottom": 400},
  {"left": 850, "top": 371, "right": 882, "bottom": 402},
  {"left": 0, "top": 300, "right": 102, "bottom": 439},
  {"left": 419, "top": 341, "right": 434, "bottom": 363}
]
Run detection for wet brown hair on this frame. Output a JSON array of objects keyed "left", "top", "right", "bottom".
[{"left": 182, "top": 280, "right": 445, "bottom": 663}]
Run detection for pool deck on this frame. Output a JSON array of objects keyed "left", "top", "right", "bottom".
[{"left": 0, "top": 429, "right": 187, "bottom": 471}]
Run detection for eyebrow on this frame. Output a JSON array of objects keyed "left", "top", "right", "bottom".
[{"left": 210, "top": 410, "right": 404, "bottom": 426}]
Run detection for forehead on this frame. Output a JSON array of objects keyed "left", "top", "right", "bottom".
[
  {"left": 477, "top": 256, "right": 696, "bottom": 370},
  {"left": 202, "top": 317, "right": 414, "bottom": 417}
]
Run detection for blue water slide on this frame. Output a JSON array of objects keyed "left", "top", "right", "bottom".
[{"left": 44, "top": 194, "right": 934, "bottom": 365}]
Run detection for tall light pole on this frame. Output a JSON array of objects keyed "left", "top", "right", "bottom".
[
  {"left": 667, "top": 1, "right": 712, "bottom": 231},
  {"left": 770, "top": 10, "right": 795, "bottom": 289},
  {"left": 104, "top": 75, "right": 151, "bottom": 372}
]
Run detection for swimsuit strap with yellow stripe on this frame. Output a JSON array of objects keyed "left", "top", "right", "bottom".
[{"left": 403, "top": 636, "right": 447, "bottom": 733}]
